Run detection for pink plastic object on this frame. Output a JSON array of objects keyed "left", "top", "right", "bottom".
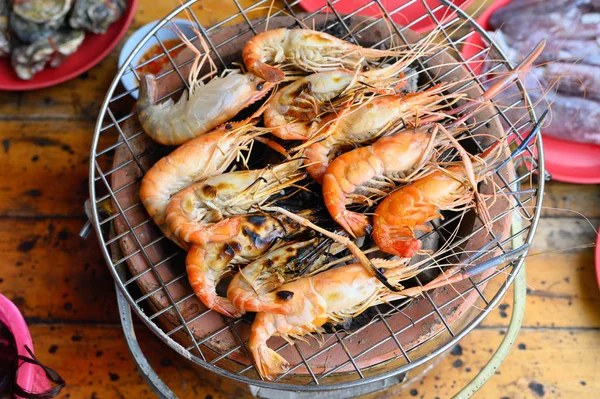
[
  {"left": 0, "top": 293, "right": 50, "bottom": 398},
  {"left": 298, "top": 0, "right": 474, "bottom": 33}
]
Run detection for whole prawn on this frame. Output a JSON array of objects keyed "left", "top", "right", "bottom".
[
  {"left": 372, "top": 139, "right": 504, "bottom": 258},
  {"left": 242, "top": 28, "right": 400, "bottom": 82},
  {"left": 138, "top": 71, "right": 273, "bottom": 145},
  {"left": 322, "top": 127, "right": 438, "bottom": 238},
  {"left": 136, "top": 24, "right": 275, "bottom": 145},
  {"left": 165, "top": 158, "right": 305, "bottom": 245},
  {"left": 227, "top": 237, "right": 342, "bottom": 314},
  {"left": 186, "top": 213, "right": 301, "bottom": 318},
  {"left": 139, "top": 119, "right": 261, "bottom": 248},
  {"left": 263, "top": 61, "right": 409, "bottom": 141},
  {"left": 249, "top": 246, "right": 529, "bottom": 380},
  {"left": 299, "top": 84, "right": 461, "bottom": 183}
]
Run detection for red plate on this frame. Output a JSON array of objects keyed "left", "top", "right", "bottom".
[
  {"left": 0, "top": 0, "right": 137, "bottom": 91},
  {"left": 596, "top": 229, "right": 600, "bottom": 290},
  {"left": 460, "top": 0, "right": 600, "bottom": 184},
  {"left": 298, "top": 0, "right": 474, "bottom": 33}
]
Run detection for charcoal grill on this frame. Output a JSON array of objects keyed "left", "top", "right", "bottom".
[{"left": 84, "top": 0, "right": 545, "bottom": 397}]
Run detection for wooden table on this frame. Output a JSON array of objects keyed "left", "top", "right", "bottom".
[{"left": 1, "top": 1, "right": 599, "bottom": 398}]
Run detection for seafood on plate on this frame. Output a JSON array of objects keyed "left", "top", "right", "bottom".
[
  {"left": 186, "top": 213, "right": 303, "bottom": 318},
  {"left": 10, "top": 0, "right": 72, "bottom": 43},
  {"left": 165, "top": 158, "right": 305, "bottom": 245},
  {"left": 11, "top": 28, "right": 85, "bottom": 80},
  {"left": 69, "top": 0, "right": 126, "bottom": 34},
  {"left": 248, "top": 246, "right": 529, "bottom": 379},
  {"left": 242, "top": 28, "right": 401, "bottom": 82},
  {"left": 3, "top": 0, "right": 125, "bottom": 79}
]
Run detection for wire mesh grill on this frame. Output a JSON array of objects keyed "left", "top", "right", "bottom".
[{"left": 89, "top": 0, "right": 544, "bottom": 391}]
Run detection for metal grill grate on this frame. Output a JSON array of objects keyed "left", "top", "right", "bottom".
[{"left": 88, "top": 0, "right": 544, "bottom": 391}]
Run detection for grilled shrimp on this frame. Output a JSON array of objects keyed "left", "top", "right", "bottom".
[
  {"left": 372, "top": 138, "right": 504, "bottom": 258},
  {"left": 165, "top": 158, "right": 305, "bottom": 245},
  {"left": 138, "top": 71, "right": 273, "bottom": 145},
  {"left": 321, "top": 40, "right": 550, "bottom": 237},
  {"left": 300, "top": 85, "right": 460, "bottom": 183},
  {"left": 247, "top": 258, "right": 424, "bottom": 380},
  {"left": 227, "top": 238, "right": 340, "bottom": 314},
  {"left": 322, "top": 127, "right": 438, "bottom": 238},
  {"left": 186, "top": 214, "right": 300, "bottom": 318},
  {"left": 139, "top": 120, "right": 260, "bottom": 248},
  {"left": 249, "top": 245, "right": 529, "bottom": 380},
  {"left": 263, "top": 61, "right": 409, "bottom": 140},
  {"left": 242, "top": 28, "right": 399, "bottom": 82}
]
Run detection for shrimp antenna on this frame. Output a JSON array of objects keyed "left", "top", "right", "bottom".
[
  {"left": 394, "top": 243, "right": 530, "bottom": 298},
  {"left": 493, "top": 108, "right": 548, "bottom": 173}
]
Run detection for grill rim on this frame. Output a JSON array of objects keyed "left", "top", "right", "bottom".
[{"left": 88, "top": 0, "right": 544, "bottom": 391}]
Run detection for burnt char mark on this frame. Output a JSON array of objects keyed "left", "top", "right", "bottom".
[
  {"left": 224, "top": 242, "right": 242, "bottom": 257},
  {"left": 247, "top": 215, "right": 267, "bottom": 228},
  {"left": 200, "top": 184, "right": 217, "bottom": 200},
  {"left": 242, "top": 226, "right": 273, "bottom": 251}
]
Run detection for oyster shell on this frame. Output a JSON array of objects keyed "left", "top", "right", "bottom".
[
  {"left": 69, "top": 0, "right": 126, "bottom": 34},
  {"left": 11, "top": 28, "right": 84, "bottom": 80},
  {"left": 0, "top": 0, "right": 9, "bottom": 56},
  {"left": 9, "top": 11, "right": 64, "bottom": 43},
  {"left": 12, "top": 0, "right": 72, "bottom": 24}
]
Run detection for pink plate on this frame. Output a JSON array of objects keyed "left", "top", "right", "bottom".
[
  {"left": 0, "top": 0, "right": 137, "bottom": 91},
  {"left": 460, "top": 0, "right": 600, "bottom": 184},
  {"left": 298, "top": 0, "right": 474, "bottom": 33}
]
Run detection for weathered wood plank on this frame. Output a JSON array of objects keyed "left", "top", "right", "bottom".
[
  {"left": 540, "top": 182, "right": 600, "bottom": 218},
  {"left": 480, "top": 217, "right": 600, "bottom": 329},
  {"left": 29, "top": 324, "right": 600, "bottom": 398},
  {"left": 0, "top": 219, "right": 119, "bottom": 323},
  {"left": 29, "top": 324, "right": 228, "bottom": 399},
  {"left": 414, "top": 328, "right": 600, "bottom": 399},
  {"left": 0, "top": 120, "right": 114, "bottom": 217}
]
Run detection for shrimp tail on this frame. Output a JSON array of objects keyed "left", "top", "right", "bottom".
[
  {"left": 253, "top": 343, "right": 289, "bottom": 380},
  {"left": 138, "top": 74, "right": 157, "bottom": 112},
  {"left": 137, "top": 74, "right": 167, "bottom": 143},
  {"left": 336, "top": 210, "right": 371, "bottom": 238},
  {"left": 212, "top": 297, "right": 244, "bottom": 318},
  {"left": 186, "top": 249, "right": 244, "bottom": 318},
  {"left": 250, "top": 313, "right": 290, "bottom": 380}
]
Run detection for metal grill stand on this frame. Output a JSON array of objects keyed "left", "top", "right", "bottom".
[
  {"left": 87, "top": 0, "right": 544, "bottom": 396},
  {"left": 115, "top": 257, "right": 527, "bottom": 398}
]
